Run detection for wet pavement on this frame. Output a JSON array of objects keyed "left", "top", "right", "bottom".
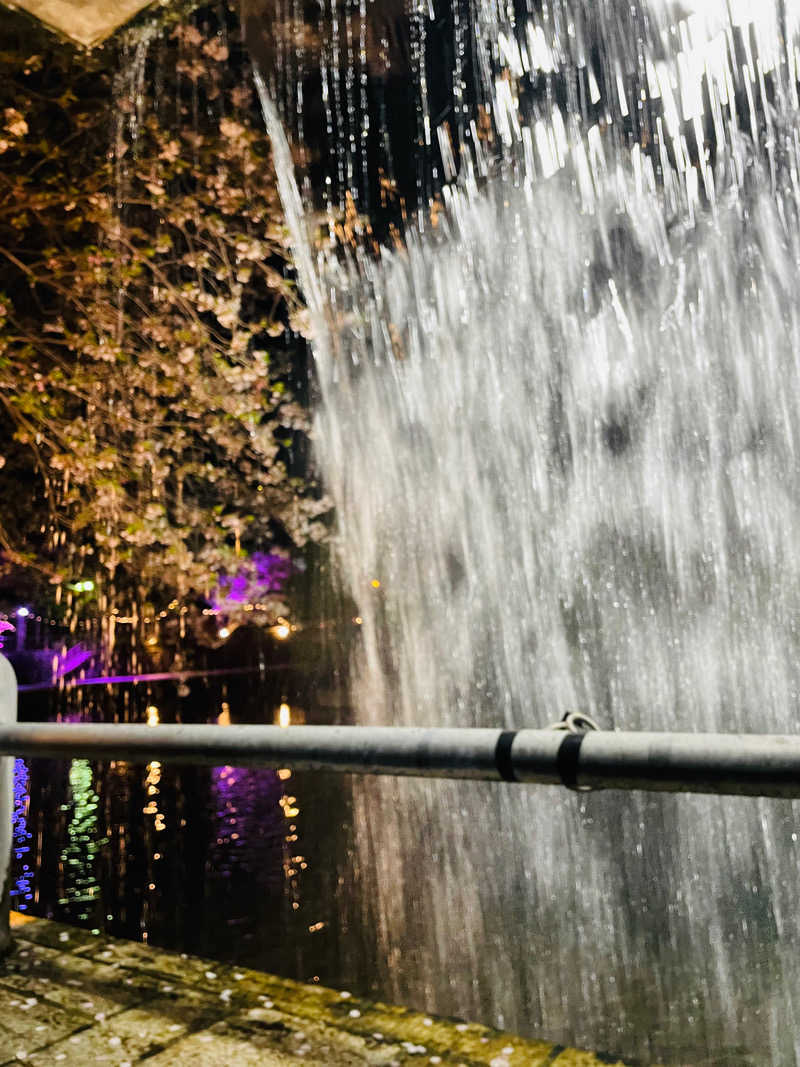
[{"left": 0, "top": 913, "right": 631, "bottom": 1065}]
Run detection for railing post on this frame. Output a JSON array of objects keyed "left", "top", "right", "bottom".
[{"left": 0, "top": 653, "right": 17, "bottom": 954}]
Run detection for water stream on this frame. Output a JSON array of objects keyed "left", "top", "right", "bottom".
[{"left": 249, "top": 0, "right": 800, "bottom": 1060}]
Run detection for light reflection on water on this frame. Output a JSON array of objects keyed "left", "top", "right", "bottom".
[
  {"left": 12, "top": 759, "right": 32, "bottom": 913},
  {"left": 210, "top": 764, "right": 288, "bottom": 892},
  {"left": 9, "top": 676, "right": 356, "bottom": 983},
  {"left": 58, "top": 759, "right": 101, "bottom": 920}
]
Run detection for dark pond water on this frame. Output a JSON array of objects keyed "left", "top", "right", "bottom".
[{"left": 9, "top": 636, "right": 380, "bottom": 998}]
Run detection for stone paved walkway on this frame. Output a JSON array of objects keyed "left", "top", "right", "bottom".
[{"left": 0, "top": 913, "right": 631, "bottom": 1066}]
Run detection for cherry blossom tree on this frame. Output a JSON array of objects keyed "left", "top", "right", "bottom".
[{"left": 0, "top": 10, "right": 329, "bottom": 626}]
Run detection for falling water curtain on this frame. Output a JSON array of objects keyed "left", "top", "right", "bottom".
[{"left": 239, "top": 0, "right": 472, "bottom": 223}]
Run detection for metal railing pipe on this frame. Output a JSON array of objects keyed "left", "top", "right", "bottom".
[
  {"left": 512, "top": 729, "right": 800, "bottom": 796},
  {"left": 0, "top": 723, "right": 507, "bottom": 778},
  {"left": 1, "top": 722, "right": 800, "bottom": 797}
]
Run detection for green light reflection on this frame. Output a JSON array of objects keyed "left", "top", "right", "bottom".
[{"left": 59, "top": 759, "right": 102, "bottom": 921}]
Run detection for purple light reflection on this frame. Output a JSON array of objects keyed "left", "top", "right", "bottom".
[
  {"left": 57, "top": 644, "right": 94, "bottom": 677},
  {"left": 210, "top": 764, "right": 288, "bottom": 888},
  {"left": 18, "top": 664, "right": 265, "bottom": 693}
]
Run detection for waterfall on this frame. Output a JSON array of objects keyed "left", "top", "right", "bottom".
[{"left": 250, "top": 0, "right": 800, "bottom": 1059}]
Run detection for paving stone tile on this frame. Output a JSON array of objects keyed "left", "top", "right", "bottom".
[
  {"left": 234, "top": 1005, "right": 406, "bottom": 1063},
  {"left": 0, "top": 997, "right": 86, "bottom": 1062},
  {"left": 214, "top": 974, "right": 557, "bottom": 1065},
  {"left": 16, "top": 1001, "right": 212, "bottom": 1066},
  {"left": 8, "top": 918, "right": 101, "bottom": 957},
  {"left": 76, "top": 934, "right": 241, "bottom": 987},
  {"left": 140, "top": 1027, "right": 305, "bottom": 1066},
  {"left": 144, "top": 1012, "right": 404, "bottom": 1066},
  {"left": 0, "top": 941, "right": 158, "bottom": 1017}
]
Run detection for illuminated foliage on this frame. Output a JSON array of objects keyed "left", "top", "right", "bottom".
[{"left": 0, "top": 10, "right": 329, "bottom": 613}]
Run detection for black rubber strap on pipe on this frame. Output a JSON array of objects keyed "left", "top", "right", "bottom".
[
  {"left": 494, "top": 731, "right": 518, "bottom": 781},
  {"left": 555, "top": 732, "right": 586, "bottom": 790}
]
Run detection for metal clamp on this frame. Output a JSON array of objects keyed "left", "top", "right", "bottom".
[{"left": 549, "top": 711, "right": 602, "bottom": 735}]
